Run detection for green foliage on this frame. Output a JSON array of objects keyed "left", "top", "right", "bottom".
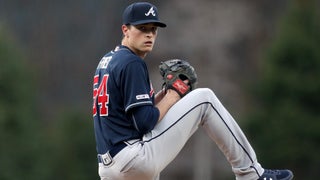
[
  {"left": 245, "top": 0, "right": 320, "bottom": 179},
  {"left": 44, "top": 111, "right": 98, "bottom": 180},
  {"left": 0, "top": 25, "right": 98, "bottom": 179},
  {"left": 0, "top": 25, "right": 40, "bottom": 179}
]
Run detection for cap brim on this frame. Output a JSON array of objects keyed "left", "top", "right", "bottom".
[{"left": 130, "top": 20, "right": 167, "bottom": 28}]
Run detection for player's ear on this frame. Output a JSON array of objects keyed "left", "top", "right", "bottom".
[{"left": 122, "top": 25, "right": 130, "bottom": 37}]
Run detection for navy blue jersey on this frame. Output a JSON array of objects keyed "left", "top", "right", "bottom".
[{"left": 92, "top": 45, "right": 158, "bottom": 154}]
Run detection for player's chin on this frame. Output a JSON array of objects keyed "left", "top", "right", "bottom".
[{"left": 142, "top": 46, "right": 154, "bottom": 52}]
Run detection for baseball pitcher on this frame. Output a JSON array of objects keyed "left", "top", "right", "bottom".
[{"left": 92, "top": 2, "right": 293, "bottom": 180}]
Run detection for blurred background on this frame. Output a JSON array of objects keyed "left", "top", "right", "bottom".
[{"left": 1, "top": 0, "right": 319, "bottom": 179}]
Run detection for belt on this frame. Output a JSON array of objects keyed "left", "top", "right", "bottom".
[{"left": 98, "top": 142, "right": 127, "bottom": 164}]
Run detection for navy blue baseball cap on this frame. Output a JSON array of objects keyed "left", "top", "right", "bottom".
[{"left": 122, "top": 2, "right": 167, "bottom": 28}]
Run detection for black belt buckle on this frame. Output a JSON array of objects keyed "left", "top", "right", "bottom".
[
  {"left": 97, "top": 142, "right": 127, "bottom": 165},
  {"left": 98, "top": 152, "right": 113, "bottom": 166}
]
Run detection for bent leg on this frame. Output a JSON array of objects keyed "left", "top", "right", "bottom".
[
  {"left": 133, "top": 88, "right": 263, "bottom": 179},
  {"left": 140, "top": 88, "right": 215, "bottom": 175},
  {"left": 200, "top": 89, "right": 264, "bottom": 179}
]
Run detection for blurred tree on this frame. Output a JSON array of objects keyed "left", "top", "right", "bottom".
[
  {"left": 0, "top": 25, "right": 41, "bottom": 179},
  {"left": 44, "top": 110, "right": 98, "bottom": 180},
  {"left": 0, "top": 25, "right": 98, "bottom": 179},
  {"left": 245, "top": 0, "right": 320, "bottom": 179}
]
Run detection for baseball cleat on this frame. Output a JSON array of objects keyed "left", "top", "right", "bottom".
[{"left": 258, "top": 169, "right": 293, "bottom": 180}]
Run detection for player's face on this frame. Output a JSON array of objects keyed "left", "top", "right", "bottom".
[{"left": 122, "top": 23, "right": 158, "bottom": 58}]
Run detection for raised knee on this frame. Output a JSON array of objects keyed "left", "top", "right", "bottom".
[
  {"left": 194, "top": 88, "right": 214, "bottom": 96},
  {"left": 190, "top": 88, "right": 216, "bottom": 101}
]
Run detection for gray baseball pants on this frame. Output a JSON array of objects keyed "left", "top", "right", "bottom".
[{"left": 98, "top": 88, "right": 264, "bottom": 180}]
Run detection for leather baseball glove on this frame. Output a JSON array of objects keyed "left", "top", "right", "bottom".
[{"left": 159, "top": 59, "right": 197, "bottom": 97}]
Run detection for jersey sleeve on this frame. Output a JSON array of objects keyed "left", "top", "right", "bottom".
[
  {"left": 122, "top": 61, "right": 153, "bottom": 112},
  {"left": 129, "top": 105, "right": 159, "bottom": 134}
]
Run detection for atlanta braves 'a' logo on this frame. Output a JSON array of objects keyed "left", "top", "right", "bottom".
[{"left": 145, "top": 7, "right": 156, "bottom": 16}]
